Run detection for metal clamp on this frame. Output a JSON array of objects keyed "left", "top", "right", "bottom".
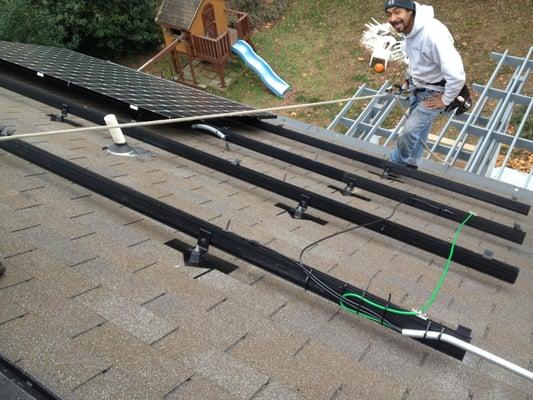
[
  {"left": 342, "top": 178, "right": 357, "bottom": 197},
  {"left": 186, "top": 229, "right": 212, "bottom": 266},
  {"left": 291, "top": 194, "right": 311, "bottom": 219},
  {"left": 49, "top": 104, "right": 69, "bottom": 122}
]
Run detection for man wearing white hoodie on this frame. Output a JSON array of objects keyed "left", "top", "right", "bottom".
[{"left": 385, "top": 0, "right": 466, "bottom": 168}]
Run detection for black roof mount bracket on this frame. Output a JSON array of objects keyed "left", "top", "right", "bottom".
[
  {"left": 291, "top": 194, "right": 310, "bottom": 219},
  {"left": 185, "top": 229, "right": 213, "bottom": 266}
]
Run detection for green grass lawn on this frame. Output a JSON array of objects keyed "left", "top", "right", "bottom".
[{"left": 208, "top": 0, "right": 532, "bottom": 128}]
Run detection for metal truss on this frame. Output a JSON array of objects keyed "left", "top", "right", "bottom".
[{"left": 328, "top": 48, "right": 533, "bottom": 189}]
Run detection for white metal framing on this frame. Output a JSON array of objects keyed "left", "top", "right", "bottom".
[{"left": 329, "top": 48, "right": 533, "bottom": 188}]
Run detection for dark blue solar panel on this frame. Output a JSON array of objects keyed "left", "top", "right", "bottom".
[{"left": 0, "top": 41, "right": 254, "bottom": 119}]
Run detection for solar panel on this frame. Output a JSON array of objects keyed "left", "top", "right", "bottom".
[{"left": 0, "top": 41, "right": 255, "bottom": 119}]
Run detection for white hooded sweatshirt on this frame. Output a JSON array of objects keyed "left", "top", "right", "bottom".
[{"left": 404, "top": 3, "right": 465, "bottom": 105}]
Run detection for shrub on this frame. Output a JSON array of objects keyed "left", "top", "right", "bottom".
[
  {"left": 0, "top": 0, "right": 63, "bottom": 46},
  {"left": 0, "top": 0, "right": 162, "bottom": 59}
]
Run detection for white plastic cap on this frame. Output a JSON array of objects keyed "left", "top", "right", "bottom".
[{"left": 104, "top": 114, "right": 126, "bottom": 145}]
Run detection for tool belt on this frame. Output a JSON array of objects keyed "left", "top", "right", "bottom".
[
  {"left": 445, "top": 84, "right": 472, "bottom": 115},
  {"left": 412, "top": 79, "right": 446, "bottom": 93},
  {"left": 412, "top": 80, "right": 472, "bottom": 115}
]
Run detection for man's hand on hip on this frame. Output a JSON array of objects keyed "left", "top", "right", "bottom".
[{"left": 424, "top": 95, "right": 447, "bottom": 109}]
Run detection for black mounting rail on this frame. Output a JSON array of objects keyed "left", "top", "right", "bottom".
[
  {"left": 111, "top": 128, "right": 520, "bottom": 283},
  {"left": 242, "top": 119, "right": 531, "bottom": 216},
  {"left": 0, "top": 139, "right": 471, "bottom": 360},
  {"left": 200, "top": 125, "right": 525, "bottom": 244},
  {"left": 0, "top": 352, "right": 62, "bottom": 400},
  {"left": 0, "top": 68, "right": 520, "bottom": 283}
]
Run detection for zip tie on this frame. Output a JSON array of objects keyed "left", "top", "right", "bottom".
[
  {"left": 437, "top": 327, "right": 445, "bottom": 344},
  {"left": 356, "top": 291, "right": 367, "bottom": 316},
  {"left": 303, "top": 272, "right": 312, "bottom": 290},
  {"left": 380, "top": 294, "right": 392, "bottom": 325},
  {"left": 423, "top": 321, "right": 432, "bottom": 340}
]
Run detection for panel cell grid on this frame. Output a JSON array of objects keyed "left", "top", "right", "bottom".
[{"left": 0, "top": 41, "right": 254, "bottom": 119}]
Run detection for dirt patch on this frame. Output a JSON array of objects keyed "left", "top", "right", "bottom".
[{"left": 496, "top": 148, "right": 533, "bottom": 172}]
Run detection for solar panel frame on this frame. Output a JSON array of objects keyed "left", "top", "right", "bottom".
[{"left": 0, "top": 41, "right": 258, "bottom": 120}]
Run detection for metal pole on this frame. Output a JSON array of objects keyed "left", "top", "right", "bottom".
[
  {"left": 345, "top": 82, "right": 390, "bottom": 137},
  {"left": 0, "top": 94, "right": 387, "bottom": 143},
  {"left": 327, "top": 85, "right": 367, "bottom": 131},
  {"left": 477, "top": 68, "right": 531, "bottom": 176},
  {"left": 452, "top": 59, "right": 526, "bottom": 168},
  {"left": 401, "top": 330, "right": 533, "bottom": 381},
  {"left": 427, "top": 108, "right": 458, "bottom": 160},
  {"left": 383, "top": 112, "right": 407, "bottom": 146},
  {"left": 362, "top": 94, "right": 398, "bottom": 142},
  {"left": 469, "top": 66, "right": 531, "bottom": 175}
]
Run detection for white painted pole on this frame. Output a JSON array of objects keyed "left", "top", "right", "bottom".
[
  {"left": 0, "top": 94, "right": 387, "bottom": 143},
  {"left": 402, "top": 329, "right": 533, "bottom": 381}
]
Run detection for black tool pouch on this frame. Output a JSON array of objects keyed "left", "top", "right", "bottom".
[{"left": 445, "top": 84, "right": 472, "bottom": 115}]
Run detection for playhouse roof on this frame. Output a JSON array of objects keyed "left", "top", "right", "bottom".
[{"left": 156, "top": 0, "right": 204, "bottom": 31}]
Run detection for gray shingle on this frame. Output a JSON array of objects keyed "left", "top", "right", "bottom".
[{"left": 76, "top": 288, "right": 179, "bottom": 344}]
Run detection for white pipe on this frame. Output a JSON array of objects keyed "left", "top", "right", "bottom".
[
  {"left": 192, "top": 124, "right": 226, "bottom": 140},
  {"left": 104, "top": 114, "right": 127, "bottom": 145},
  {"left": 0, "top": 94, "right": 387, "bottom": 143},
  {"left": 402, "top": 329, "right": 533, "bottom": 381}
]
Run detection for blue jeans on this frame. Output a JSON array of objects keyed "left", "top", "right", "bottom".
[{"left": 390, "top": 89, "right": 443, "bottom": 166}]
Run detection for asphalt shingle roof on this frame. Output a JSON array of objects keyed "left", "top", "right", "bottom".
[{"left": 0, "top": 52, "right": 532, "bottom": 399}]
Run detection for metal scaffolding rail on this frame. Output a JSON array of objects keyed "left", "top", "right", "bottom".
[{"left": 329, "top": 48, "right": 533, "bottom": 189}]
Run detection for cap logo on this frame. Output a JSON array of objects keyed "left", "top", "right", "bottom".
[{"left": 388, "top": 0, "right": 395, "bottom": 5}]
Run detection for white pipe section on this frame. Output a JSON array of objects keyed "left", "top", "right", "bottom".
[
  {"left": 0, "top": 94, "right": 387, "bottom": 143},
  {"left": 192, "top": 124, "right": 226, "bottom": 140},
  {"left": 402, "top": 329, "right": 533, "bottom": 381},
  {"left": 104, "top": 114, "right": 127, "bottom": 145}
]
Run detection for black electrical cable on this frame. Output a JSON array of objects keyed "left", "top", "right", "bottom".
[{"left": 294, "top": 198, "right": 413, "bottom": 331}]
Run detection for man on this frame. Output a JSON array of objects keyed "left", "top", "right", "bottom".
[{"left": 385, "top": 0, "right": 466, "bottom": 168}]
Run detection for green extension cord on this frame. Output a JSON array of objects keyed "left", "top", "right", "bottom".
[{"left": 340, "top": 211, "right": 476, "bottom": 319}]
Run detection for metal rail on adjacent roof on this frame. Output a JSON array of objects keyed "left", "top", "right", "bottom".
[
  {"left": 0, "top": 138, "right": 472, "bottom": 361},
  {"left": 328, "top": 48, "right": 533, "bottom": 191}
]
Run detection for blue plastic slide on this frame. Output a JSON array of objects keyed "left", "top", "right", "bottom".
[{"left": 231, "top": 40, "right": 290, "bottom": 97}]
